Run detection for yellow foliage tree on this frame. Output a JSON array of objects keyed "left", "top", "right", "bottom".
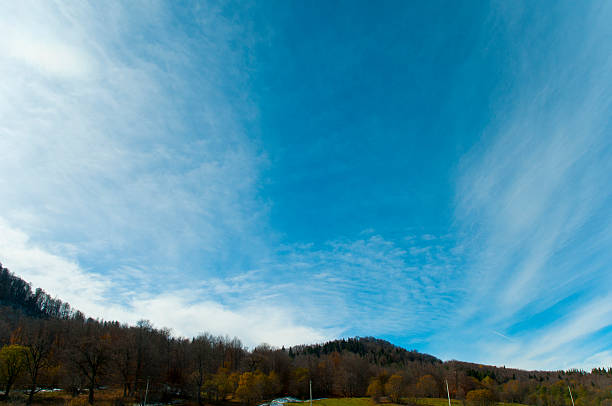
[
  {"left": 235, "top": 372, "right": 258, "bottom": 405},
  {"left": 416, "top": 374, "right": 438, "bottom": 398},
  {"left": 502, "top": 379, "right": 521, "bottom": 403},
  {"left": 466, "top": 388, "right": 494, "bottom": 406},
  {"left": 385, "top": 374, "right": 403, "bottom": 403},
  {"left": 216, "top": 367, "right": 237, "bottom": 400},
  {"left": 367, "top": 378, "right": 384, "bottom": 403},
  {"left": 235, "top": 370, "right": 279, "bottom": 405},
  {"left": 0, "top": 344, "right": 27, "bottom": 398},
  {"left": 266, "top": 371, "right": 281, "bottom": 397},
  {"left": 481, "top": 376, "right": 495, "bottom": 388}
]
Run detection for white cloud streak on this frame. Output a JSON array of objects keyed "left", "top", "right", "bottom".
[
  {"left": 0, "top": 219, "right": 110, "bottom": 317},
  {"left": 447, "top": 1, "right": 612, "bottom": 369},
  {"left": 0, "top": 219, "right": 334, "bottom": 347},
  {"left": 0, "top": 1, "right": 313, "bottom": 347},
  {"left": 0, "top": 1, "right": 267, "bottom": 273},
  {"left": 264, "top": 233, "right": 459, "bottom": 339}
]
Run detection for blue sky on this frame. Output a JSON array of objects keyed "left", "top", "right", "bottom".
[{"left": 1, "top": 0, "right": 611, "bottom": 370}]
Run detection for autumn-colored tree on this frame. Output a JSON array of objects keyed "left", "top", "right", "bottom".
[
  {"left": 18, "top": 320, "right": 56, "bottom": 405},
  {"left": 229, "top": 372, "right": 241, "bottom": 394},
  {"left": 466, "top": 389, "right": 495, "bottom": 406},
  {"left": 266, "top": 371, "right": 281, "bottom": 398},
  {"left": 290, "top": 367, "right": 309, "bottom": 398},
  {"left": 0, "top": 344, "right": 26, "bottom": 398},
  {"left": 110, "top": 326, "right": 135, "bottom": 398},
  {"left": 336, "top": 353, "right": 371, "bottom": 397},
  {"left": 417, "top": 374, "right": 439, "bottom": 398},
  {"left": 207, "top": 367, "right": 236, "bottom": 401},
  {"left": 70, "top": 324, "right": 112, "bottom": 404},
  {"left": 480, "top": 376, "right": 497, "bottom": 401},
  {"left": 385, "top": 374, "right": 404, "bottom": 403},
  {"left": 254, "top": 371, "right": 268, "bottom": 400},
  {"left": 235, "top": 371, "right": 261, "bottom": 405},
  {"left": 481, "top": 376, "right": 495, "bottom": 388},
  {"left": 133, "top": 320, "right": 155, "bottom": 397},
  {"left": 191, "top": 334, "right": 213, "bottom": 405},
  {"left": 501, "top": 379, "right": 523, "bottom": 403},
  {"left": 367, "top": 378, "right": 384, "bottom": 403},
  {"left": 314, "top": 358, "right": 335, "bottom": 396}
]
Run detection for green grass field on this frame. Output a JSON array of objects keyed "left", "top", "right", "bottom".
[
  {"left": 287, "top": 398, "right": 380, "bottom": 406},
  {"left": 287, "top": 397, "right": 527, "bottom": 406},
  {"left": 412, "top": 398, "right": 526, "bottom": 406}
]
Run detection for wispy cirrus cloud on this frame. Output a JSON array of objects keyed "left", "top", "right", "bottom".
[
  {"left": 0, "top": 1, "right": 267, "bottom": 275},
  {"left": 0, "top": 1, "right": 303, "bottom": 345},
  {"left": 0, "top": 219, "right": 335, "bottom": 347},
  {"left": 2, "top": 1, "right": 435, "bottom": 349},
  {"left": 0, "top": 219, "right": 110, "bottom": 317},
  {"left": 444, "top": 1, "right": 612, "bottom": 369},
  {"left": 262, "top": 233, "right": 459, "bottom": 342}
]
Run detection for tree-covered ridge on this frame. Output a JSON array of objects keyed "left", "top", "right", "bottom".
[
  {"left": 2, "top": 264, "right": 612, "bottom": 406},
  {"left": 0, "top": 264, "right": 76, "bottom": 320},
  {"left": 289, "top": 337, "right": 441, "bottom": 367}
]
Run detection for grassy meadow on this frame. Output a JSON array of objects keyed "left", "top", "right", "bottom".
[
  {"left": 1, "top": 393, "right": 531, "bottom": 406},
  {"left": 286, "top": 397, "right": 528, "bottom": 406}
]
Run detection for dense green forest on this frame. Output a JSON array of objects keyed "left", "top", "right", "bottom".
[{"left": 1, "top": 263, "right": 612, "bottom": 406}]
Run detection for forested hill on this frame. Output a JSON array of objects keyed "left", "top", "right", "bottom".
[
  {"left": 0, "top": 263, "right": 440, "bottom": 365},
  {"left": 0, "top": 263, "right": 440, "bottom": 366},
  {"left": 289, "top": 337, "right": 441, "bottom": 366},
  {"left": 0, "top": 263, "right": 76, "bottom": 320},
  {"left": 3, "top": 263, "right": 612, "bottom": 406}
]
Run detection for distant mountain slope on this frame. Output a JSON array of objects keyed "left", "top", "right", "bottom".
[
  {"left": 289, "top": 336, "right": 441, "bottom": 366},
  {"left": 0, "top": 262, "right": 441, "bottom": 368},
  {"left": 445, "top": 359, "right": 561, "bottom": 381},
  {"left": 0, "top": 263, "right": 74, "bottom": 319}
]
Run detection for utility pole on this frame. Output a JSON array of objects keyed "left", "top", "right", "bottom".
[
  {"left": 143, "top": 378, "right": 149, "bottom": 406},
  {"left": 445, "top": 379, "right": 451, "bottom": 406},
  {"left": 310, "top": 380, "right": 312, "bottom": 406},
  {"left": 568, "top": 385, "right": 575, "bottom": 406}
]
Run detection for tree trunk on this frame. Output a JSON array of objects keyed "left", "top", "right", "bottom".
[
  {"left": 4, "top": 381, "right": 13, "bottom": 399},
  {"left": 26, "top": 368, "right": 39, "bottom": 406},
  {"left": 27, "top": 382, "right": 36, "bottom": 405},
  {"left": 196, "top": 373, "right": 204, "bottom": 406},
  {"left": 88, "top": 377, "right": 95, "bottom": 404}
]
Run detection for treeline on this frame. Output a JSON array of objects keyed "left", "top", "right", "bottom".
[
  {"left": 0, "top": 266, "right": 75, "bottom": 320},
  {"left": 0, "top": 265, "right": 440, "bottom": 405},
  {"left": 365, "top": 366, "right": 612, "bottom": 406},
  {"left": 3, "top": 264, "right": 612, "bottom": 406},
  {"left": 289, "top": 337, "right": 440, "bottom": 366}
]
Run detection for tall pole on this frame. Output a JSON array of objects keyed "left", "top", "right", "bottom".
[
  {"left": 310, "top": 380, "right": 312, "bottom": 406},
  {"left": 144, "top": 378, "right": 149, "bottom": 406},
  {"left": 445, "top": 379, "right": 451, "bottom": 406},
  {"left": 568, "top": 385, "right": 575, "bottom": 406}
]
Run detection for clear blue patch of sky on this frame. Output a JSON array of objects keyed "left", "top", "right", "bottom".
[{"left": 245, "top": 0, "right": 507, "bottom": 244}]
